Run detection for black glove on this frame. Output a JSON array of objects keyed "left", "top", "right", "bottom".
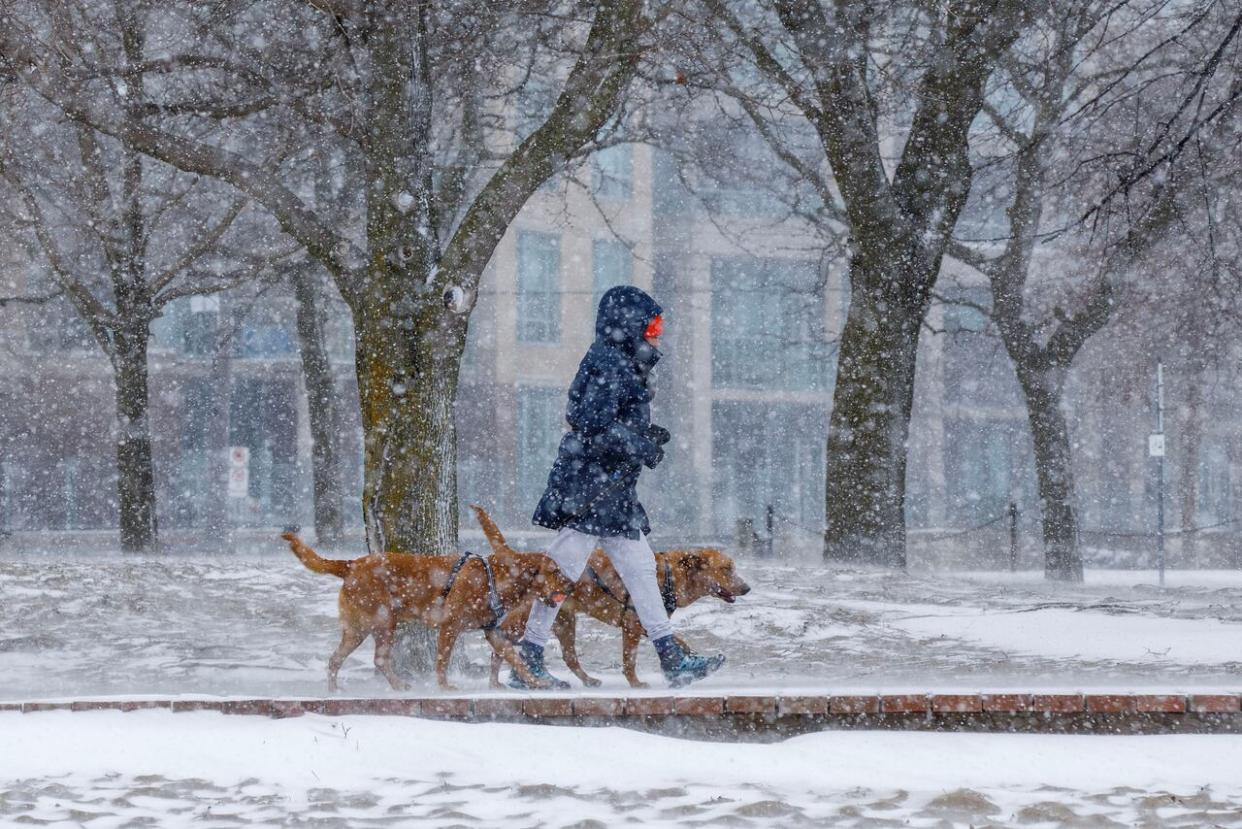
[
  {"left": 646, "top": 424, "right": 671, "bottom": 446},
  {"left": 643, "top": 443, "right": 665, "bottom": 469}
]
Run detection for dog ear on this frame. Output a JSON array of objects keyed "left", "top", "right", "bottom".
[{"left": 680, "top": 553, "right": 706, "bottom": 572}]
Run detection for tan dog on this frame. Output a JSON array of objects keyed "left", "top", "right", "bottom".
[
  {"left": 470, "top": 506, "right": 750, "bottom": 688},
  {"left": 282, "top": 532, "right": 574, "bottom": 692}
]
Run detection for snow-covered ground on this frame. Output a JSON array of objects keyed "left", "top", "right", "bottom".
[
  {"left": 1, "top": 551, "right": 1240, "bottom": 699},
  {"left": 4, "top": 710, "right": 1242, "bottom": 827}
]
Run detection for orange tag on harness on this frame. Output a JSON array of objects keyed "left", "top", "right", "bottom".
[{"left": 550, "top": 592, "right": 568, "bottom": 604}]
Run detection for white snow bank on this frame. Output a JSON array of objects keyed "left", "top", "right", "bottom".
[
  {"left": 3, "top": 710, "right": 1236, "bottom": 792},
  {"left": 839, "top": 599, "right": 1242, "bottom": 664},
  {"left": 4, "top": 712, "right": 1242, "bottom": 827}
]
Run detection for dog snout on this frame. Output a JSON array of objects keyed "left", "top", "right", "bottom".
[{"left": 733, "top": 577, "right": 751, "bottom": 596}]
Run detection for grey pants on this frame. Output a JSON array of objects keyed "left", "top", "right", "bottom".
[{"left": 523, "top": 528, "right": 674, "bottom": 647}]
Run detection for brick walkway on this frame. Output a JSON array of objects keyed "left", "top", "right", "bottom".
[{"left": 7, "top": 693, "right": 1241, "bottom": 736}]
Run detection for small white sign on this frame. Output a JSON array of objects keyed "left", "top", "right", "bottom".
[
  {"left": 227, "top": 466, "right": 249, "bottom": 498},
  {"left": 229, "top": 446, "right": 250, "bottom": 467},
  {"left": 1148, "top": 434, "right": 1166, "bottom": 458}
]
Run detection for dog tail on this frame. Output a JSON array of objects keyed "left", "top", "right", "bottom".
[
  {"left": 281, "top": 532, "right": 351, "bottom": 578},
  {"left": 469, "top": 504, "right": 510, "bottom": 554}
]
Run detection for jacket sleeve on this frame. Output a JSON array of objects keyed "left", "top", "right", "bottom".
[{"left": 567, "top": 364, "right": 661, "bottom": 466}]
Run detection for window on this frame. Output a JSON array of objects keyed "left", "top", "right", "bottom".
[
  {"left": 942, "top": 290, "right": 990, "bottom": 334},
  {"left": 515, "top": 80, "right": 556, "bottom": 143},
  {"left": 1199, "top": 443, "right": 1233, "bottom": 525},
  {"left": 515, "top": 80, "right": 565, "bottom": 192},
  {"left": 517, "top": 231, "right": 561, "bottom": 343},
  {"left": 711, "top": 257, "right": 828, "bottom": 390},
  {"left": 26, "top": 299, "right": 94, "bottom": 354},
  {"left": 943, "top": 419, "right": 1029, "bottom": 526},
  {"left": 592, "top": 238, "right": 632, "bottom": 311},
  {"left": 233, "top": 305, "right": 295, "bottom": 359},
  {"left": 517, "top": 387, "right": 564, "bottom": 502},
  {"left": 712, "top": 401, "right": 826, "bottom": 534},
  {"left": 696, "top": 128, "right": 786, "bottom": 218},
  {"left": 592, "top": 144, "right": 633, "bottom": 201},
  {"left": 940, "top": 288, "right": 1021, "bottom": 409}
]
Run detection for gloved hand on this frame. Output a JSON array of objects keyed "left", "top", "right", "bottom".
[
  {"left": 643, "top": 443, "right": 665, "bottom": 469},
  {"left": 646, "top": 424, "right": 671, "bottom": 446}
]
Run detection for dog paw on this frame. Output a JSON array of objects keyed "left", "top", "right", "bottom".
[
  {"left": 438, "top": 683, "right": 459, "bottom": 692},
  {"left": 628, "top": 680, "right": 649, "bottom": 689},
  {"left": 583, "top": 676, "right": 603, "bottom": 688}
]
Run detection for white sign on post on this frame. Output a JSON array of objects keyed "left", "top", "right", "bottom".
[
  {"left": 1148, "top": 434, "right": 1166, "bottom": 458},
  {"left": 227, "top": 466, "right": 249, "bottom": 498},
  {"left": 228, "top": 446, "right": 250, "bottom": 498}
]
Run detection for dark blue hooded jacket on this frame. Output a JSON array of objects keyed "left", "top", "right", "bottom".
[{"left": 532, "top": 286, "right": 665, "bottom": 539}]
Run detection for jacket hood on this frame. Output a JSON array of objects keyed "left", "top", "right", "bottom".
[{"left": 595, "top": 286, "right": 662, "bottom": 349}]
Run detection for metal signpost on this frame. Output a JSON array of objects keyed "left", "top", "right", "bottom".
[{"left": 1149, "top": 362, "right": 1166, "bottom": 587}]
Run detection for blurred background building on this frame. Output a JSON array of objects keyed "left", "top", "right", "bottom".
[{"left": 0, "top": 137, "right": 1237, "bottom": 566}]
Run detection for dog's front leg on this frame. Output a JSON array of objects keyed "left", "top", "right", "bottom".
[
  {"left": 373, "top": 625, "right": 411, "bottom": 692},
  {"left": 435, "top": 625, "right": 463, "bottom": 691},
  {"left": 328, "top": 625, "right": 369, "bottom": 693},
  {"left": 620, "top": 614, "right": 648, "bottom": 688},
  {"left": 488, "top": 649, "right": 503, "bottom": 689},
  {"left": 488, "top": 629, "right": 549, "bottom": 690},
  {"left": 554, "top": 613, "right": 600, "bottom": 687}
]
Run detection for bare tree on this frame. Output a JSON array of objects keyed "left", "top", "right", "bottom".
[
  {"left": 678, "top": 0, "right": 1048, "bottom": 566},
  {"left": 946, "top": 0, "right": 1241, "bottom": 580},
  {"left": 0, "top": 11, "right": 287, "bottom": 550},
  {"left": 1, "top": 0, "right": 653, "bottom": 557}
]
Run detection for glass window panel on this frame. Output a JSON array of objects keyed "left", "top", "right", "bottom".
[
  {"left": 592, "top": 237, "right": 633, "bottom": 311},
  {"left": 517, "top": 231, "right": 561, "bottom": 343},
  {"left": 517, "top": 386, "right": 564, "bottom": 502},
  {"left": 711, "top": 257, "right": 826, "bottom": 390},
  {"left": 592, "top": 145, "right": 633, "bottom": 201}
]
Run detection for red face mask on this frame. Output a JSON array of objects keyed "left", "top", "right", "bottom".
[{"left": 644, "top": 314, "right": 664, "bottom": 341}]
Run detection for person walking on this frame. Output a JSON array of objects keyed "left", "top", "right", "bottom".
[{"left": 513, "top": 285, "right": 725, "bottom": 688}]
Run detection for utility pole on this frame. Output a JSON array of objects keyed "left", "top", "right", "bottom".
[{"left": 1150, "top": 361, "right": 1166, "bottom": 587}]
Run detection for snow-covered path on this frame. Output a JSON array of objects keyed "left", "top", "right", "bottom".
[
  {"left": 4, "top": 711, "right": 1242, "bottom": 827},
  {"left": 2, "top": 552, "right": 1241, "bottom": 700}
]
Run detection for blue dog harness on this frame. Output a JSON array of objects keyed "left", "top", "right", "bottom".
[{"left": 442, "top": 552, "right": 507, "bottom": 632}]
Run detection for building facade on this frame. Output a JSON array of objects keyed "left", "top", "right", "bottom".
[{"left": 1, "top": 141, "right": 1238, "bottom": 564}]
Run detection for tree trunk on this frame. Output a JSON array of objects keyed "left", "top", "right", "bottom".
[
  {"left": 353, "top": 288, "right": 467, "bottom": 556},
  {"left": 352, "top": 280, "right": 469, "bottom": 678},
  {"left": 114, "top": 326, "right": 158, "bottom": 552},
  {"left": 1018, "top": 367, "right": 1083, "bottom": 582},
  {"left": 823, "top": 244, "right": 934, "bottom": 568},
  {"left": 292, "top": 269, "right": 344, "bottom": 546}
]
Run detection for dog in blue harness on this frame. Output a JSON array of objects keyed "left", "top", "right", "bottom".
[{"left": 282, "top": 532, "right": 574, "bottom": 692}]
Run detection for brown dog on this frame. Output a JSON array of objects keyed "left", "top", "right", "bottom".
[
  {"left": 470, "top": 505, "right": 750, "bottom": 688},
  {"left": 282, "top": 532, "right": 574, "bottom": 692}
]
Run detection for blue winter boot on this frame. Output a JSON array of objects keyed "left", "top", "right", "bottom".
[
  {"left": 654, "top": 636, "right": 725, "bottom": 688},
  {"left": 507, "top": 641, "right": 571, "bottom": 690}
]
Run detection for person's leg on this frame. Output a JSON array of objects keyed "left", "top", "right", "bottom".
[
  {"left": 510, "top": 528, "right": 594, "bottom": 689},
  {"left": 601, "top": 533, "right": 725, "bottom": 687},
  {"left": 599, "top": 533, "right": 673, "bottom": 641},
  {"left": 521, "top": 528, "right": 594, "bottom": 647}
]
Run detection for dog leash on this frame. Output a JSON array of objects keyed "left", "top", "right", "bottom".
[
  {"left": 586, "top": 558, "right": 678, "bottom": 618},
  {"left": 585, "top": 565, "right": 633, "bottom": 612}
]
